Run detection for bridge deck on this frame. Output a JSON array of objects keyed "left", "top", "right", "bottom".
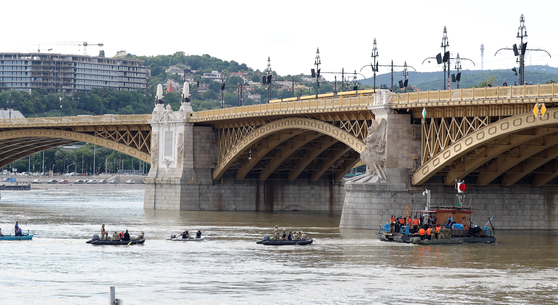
[{"left": 0, "top": 114, "right": 151, "bottom": 128}]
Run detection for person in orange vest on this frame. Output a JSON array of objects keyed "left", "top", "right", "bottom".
[
  {"left": 412, "top": 216, "right": 420, "bottom": 233},
  {"left": 426, "top": 226, "right": 433, "bottom": 240},
  {"left": 418, "top": 227, "right": 426, "bottom": 239},
  {"left": 390, "top": 215, "right": 395, "bottom": 233}
]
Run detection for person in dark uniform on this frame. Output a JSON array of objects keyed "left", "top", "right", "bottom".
[
  {"left": 196, "top": 230, "right": 202, "bottom": 238},
  {"left": 123, "top": 230, "right": 130, "bottom": 241}
]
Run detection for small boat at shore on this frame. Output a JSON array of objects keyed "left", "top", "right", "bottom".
[
  {"left": 378, "top": 184, "right": 496, "bottom": 245},
  {"left": 166, "top": 235, "right": 206, "bottom": 241},
  {"left": 0, "top": 232, "right": 34, "bottom": 241},
  {"left": 256, "top": 235, "right": 313, "bottom": 246},
  {"left": 86, "top": 235, "right": 144, "bottom": 245}
]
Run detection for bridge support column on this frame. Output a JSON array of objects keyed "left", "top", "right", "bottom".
[
  {"left": 340, "top": 90, "right": 422, "bottom": 229},
  {"left": 143, "top": 102, "right": 215, "bottom": 210}
]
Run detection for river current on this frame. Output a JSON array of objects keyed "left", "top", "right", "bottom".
[{"left": 1, "top": 187, "right": 557, "bottom": 304}]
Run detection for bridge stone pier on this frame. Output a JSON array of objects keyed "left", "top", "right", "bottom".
[
  {"left": 339, "top": 88, "right": 558, "bottom": 230},
  {"left": 143, "top": 93, "right": 345, "bottom": 211},
  {"left": 339, "top": 90, "right": 423, "bottom": 229}
]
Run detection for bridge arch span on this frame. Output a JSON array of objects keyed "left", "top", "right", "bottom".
[
  {"left": 213, "top": 118, "right": 365, "bottom": 181},
  {"left": 413, "top": 108, "right": 558, "bottom": 186},
  {"left": 0, "top": 128, "right": 151, "bottom": 167}
]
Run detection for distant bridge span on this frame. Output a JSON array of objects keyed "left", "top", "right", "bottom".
[{"left": 0, "top": 115, "right": 151, "bottom": 167}]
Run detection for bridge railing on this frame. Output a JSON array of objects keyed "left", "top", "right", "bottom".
[
  {"left": 391, "top": 83, "right": 558, "bottom": 105},
  {"left": 0, "top": 114, "right": 151, "bottom": 127},
  {"left": 191, "top": 95, "right": 374, "bottom": 120}
]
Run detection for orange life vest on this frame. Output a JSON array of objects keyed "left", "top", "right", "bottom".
[
  {"left": 407, "top": 218, "right": 412, "bottom": 224},
  {"left": 119, "top": 232, "right": 124, "bottom": 238},
  {"left": 412, "top": 219, "right": 420, "bottom": 226},
  {"left": 418, "top": 228, "right": 426, "bottom": 235},
  {"left": 426, "top": 228, "right": 432, "bottom": 235},
  {"left": 399, "top": 218, "right": 405, "bottom": 224},
  {"left": 390, "top": 217, "right": 395, "bottom": 223},
  {"left": 435, "top": 226, "right": 441, "bottom": 233}
]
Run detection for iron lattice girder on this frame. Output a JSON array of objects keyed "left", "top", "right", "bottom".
[
  {"left": 214, "top": 111, "right": 372, "bottom": 157},
  {"left": 259, "top": 132, "right": 323, "bottom": 181},
  {"left": 0, "top": 127, "right": 151, "bottom": 165},
  {"left": 476, "top": 136, "right": 558, "bottom": 186},
  {"left": 502, "top": 145, "right": 558, "bottom": 186},
  {"left": 213, "top": 117, "right": 367, "bottom": 181},
  {"left": 93, "top": 127, "right": 151, "bottom": 155},
  {"left": 235, "top": 129, "right": 306, "bottom": 180},
  {"left": 532, "top": 160, "right": 558, "bottom": 186},
  {"left": 414, "top": 107, "right": 558, "bottom": 186},
  {"left": 422, "top": 116, "right": 490, "bottom": 164},
  {"left": 0, "top": 137, "right": 76, "bottom": 168},
  {"left": 310, "top": 147, "right": 353, "bottom": 181},
  {"left": 288, "top": 137, "right": 338, "bottom": 181},
  {"left": 444, "top": 130, "right": 558, "bottom": 184}
]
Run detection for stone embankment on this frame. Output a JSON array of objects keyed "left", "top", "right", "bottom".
[{"left": 1, "top": 174, "right": 146, "bottom": 190}]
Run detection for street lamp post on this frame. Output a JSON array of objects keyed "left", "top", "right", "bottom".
[
  {"left": 495, "top": 15, "right": 550, "bottom": 86},
  {"left": 237, "top": 83, "right": 244, "bottom": 107},
  {"left": 7, "top": 99, "right": 14, "bottom": 124},
  {"left": 371, "top": 39, "right": 379, "bottom": 91},
  {"left": 451, "top": 54, "right": 475, "bottom": 89},
  {"left": 402, "top": 61, "right": 409, "bottom": 92},
  {"left": 313, "top": 49, "right": 321, "bottom": 99},
  {"left": 361, "top": 61, "right": 417, "bottom": 91},
  {"left": 267, "top": 57, "right": 272, "bottom": 102},
  {"left": 441, "top": 27, "right": 450, "bottom": 90},
  {"left": 517, "top": 14, "right": 527, "bottom": 85},
  {"left": 219, "top": 72, "right": 226, "bottom": 108}
]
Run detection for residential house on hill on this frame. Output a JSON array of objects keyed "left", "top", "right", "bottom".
[
  {"left": 202, "top": 71, "right": 222, "bottom": 81},
  {"left": 230, "top": 72, "right": 248, "bottom": 82},
  {"left": 198, "top": 83, "right": 210, "bottom": 93},
  {"left": 165, "top": 65, "right": 185, "bottom": 77}
]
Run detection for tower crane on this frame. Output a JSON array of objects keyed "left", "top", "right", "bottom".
[{"left": 37, "top": 42, "right": 104, "bottom": 56}]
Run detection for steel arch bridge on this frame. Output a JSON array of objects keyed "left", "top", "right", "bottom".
[
  {"left": 191, "top": 83, "right": 558, "bottom": 185},
  {"left": 0, "top": 115, "right": 151, "bottom": 168},
  {"left": 189, "top": 98, "right": 373, "bottom": 182},
  {"left": 2, "top": 83, "right": 558, "bottom": 186},
  {"left": 390, "top": 83, "right": 558, "bottom": 186}
]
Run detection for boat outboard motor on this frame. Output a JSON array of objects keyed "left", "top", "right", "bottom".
[
  {"left": 92, "top": 234, "right": 100, "bottom": 241},
  {"left": 263, "top": 235, "right": 270, "bottom": 241}
]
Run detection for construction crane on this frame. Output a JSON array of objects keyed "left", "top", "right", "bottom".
[{"left": 37, "top": 42, "right": 104, "bottom": 56}]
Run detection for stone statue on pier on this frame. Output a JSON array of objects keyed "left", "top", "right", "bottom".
[
  {"left": 360, "top": 118, "right": 387, "bottom": 181},
  {"left": 155, "top": 84, "right": 164, "bottom": 104},
  {"left": 178, "top": 82, "right": 192, "bottom": 119}
]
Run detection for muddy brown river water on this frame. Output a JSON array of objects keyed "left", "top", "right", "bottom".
[{"left": 1, "top": 187, "right": 557, "bottom": 304}]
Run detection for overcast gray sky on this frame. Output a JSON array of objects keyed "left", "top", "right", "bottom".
[{"left": 4, "top": 0, "right": 557, "bottom": 81}]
